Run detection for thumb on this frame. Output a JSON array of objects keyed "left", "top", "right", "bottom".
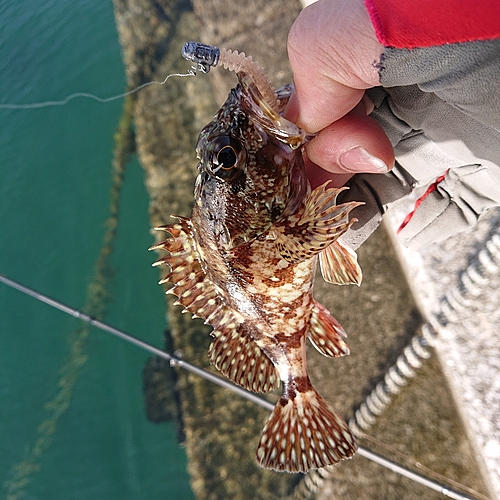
[
  {"left": 285, "top": 79, "right": 365, "bottom": 134},
  {"left": 286, "top": 0, "right": 383, "bottom": 133}
]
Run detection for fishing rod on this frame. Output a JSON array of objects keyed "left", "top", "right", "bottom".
[{"left": 0, "top": 274, "right": 479, "bottom": 500}]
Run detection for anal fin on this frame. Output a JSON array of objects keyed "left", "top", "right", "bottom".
[
  {"left": 256, "top": 388, "right": 357, "bottom": 472},
  {"left": 309, "top": 301, "right": 349, "bottom": 357}
]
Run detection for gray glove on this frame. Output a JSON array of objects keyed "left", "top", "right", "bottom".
[{"left": 339, "top": 38, "right": 500, "bottom": 249}]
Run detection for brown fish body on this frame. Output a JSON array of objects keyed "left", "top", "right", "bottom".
[{"left": 152, "top": 71, "right": 362, "bottom": 472}]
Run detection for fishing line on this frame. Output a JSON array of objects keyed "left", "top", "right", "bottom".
[
  {"left": 358, "top": 432, "right": 490, "bottom": 500},
  {"left": 0, "top": 274, "right": 483, "bottom": 500},
  {"left": 0, "top": 70, "right": 195, "bottom": 110}
]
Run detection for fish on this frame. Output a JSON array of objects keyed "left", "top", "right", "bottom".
[{"left": 150, "top": 49, "right": 363, "bottom": 473}]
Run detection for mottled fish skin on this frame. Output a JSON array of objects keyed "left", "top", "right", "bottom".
[{"left": 151, "top": 70, "right": 363, "bottom": 473}]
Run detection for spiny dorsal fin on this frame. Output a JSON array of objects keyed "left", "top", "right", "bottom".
[
  {"left": 150, "top": 217, "right": 222, "bottom": 320},
  {"left": 319, "top": 239, "right": 362, "bottom": 285},
  {"left": 272, "top": 183, "right": 363, "bottom": 264},
  {"left": 208, "top": 317, "right": 279, "bottom": 393},
  {"left": 256, "top": 388, "right": 357, "bottom": 472},
  {"left": 309, "top": 301, "right": 350, "bottom": 357}
]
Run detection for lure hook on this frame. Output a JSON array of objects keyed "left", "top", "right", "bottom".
[
  {"left": 181, "top": 40, "right": 279, "bottom": 114},
  {"left": 181, "top": 41, "right": 220, "bottom": 74}
]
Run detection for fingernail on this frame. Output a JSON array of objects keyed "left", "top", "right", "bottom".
[{"left": 340, "top": 146, "right": 388, "bottom": 173}]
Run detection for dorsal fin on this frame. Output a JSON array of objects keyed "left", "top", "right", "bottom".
[
  {"left": 309, "top": 301, "right": 349, "bottom": 357},
  {"left": 151, "top": 217, "right": 279, "bottom": 393},
  {"left": 150, "top": 217, "right": 222, "bottom": 320},
  {"left": 271, "top": 183, "right": 363, "bottom": 264}
]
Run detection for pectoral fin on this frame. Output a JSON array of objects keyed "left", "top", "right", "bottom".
[
  {"left": 272, "top": 183, "right": 362, "bottom": 264},
  {"left": 319, "top": 239, "right": 362, "bottom": 285}
]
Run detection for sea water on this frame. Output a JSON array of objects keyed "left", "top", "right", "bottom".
[{"left": 0, "top": 0, "right": 193, "bottom": 498}]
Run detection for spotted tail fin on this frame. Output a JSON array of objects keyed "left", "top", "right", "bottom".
[{"left": 256, "top": 388, "right": 357, "bottom": 472}]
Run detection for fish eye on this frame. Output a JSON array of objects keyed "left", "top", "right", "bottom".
[
  {"left": 206, "top": 135, "right": 246, "bottom": 180},
  {"left": 217, "top": 145, "right": 237, "bottom": 170}
]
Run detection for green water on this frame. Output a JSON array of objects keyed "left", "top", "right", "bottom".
[{"left": 0, "top": 1, "right": 194, "bottom": 498}]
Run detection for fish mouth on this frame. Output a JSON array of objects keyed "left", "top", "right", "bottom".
[{"left": 238, "top": 74, "right": 306, "bottom": 149}]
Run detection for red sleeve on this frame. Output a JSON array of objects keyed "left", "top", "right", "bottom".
[{"left": 365, "top": 0, "right": 500, "bottom": 48}]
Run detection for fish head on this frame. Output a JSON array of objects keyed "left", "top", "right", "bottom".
[{"left": 194, "top": 73, "right": 309, "bottom": 250}]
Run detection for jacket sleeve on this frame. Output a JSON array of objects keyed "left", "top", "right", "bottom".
[
  {"left": 340, "top": 8, "right": 500, "bottom": 249},
  {"left": 364, "top": 0, "right": 500, "bottom": 48}
]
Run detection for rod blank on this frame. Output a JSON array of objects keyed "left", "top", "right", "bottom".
[{"left": 0, "top": 274, "right": 479, "bottom": 499}]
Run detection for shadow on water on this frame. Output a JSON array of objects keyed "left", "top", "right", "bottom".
[{"left": 143, "top": 328, "right": 186, "bottom": 443}]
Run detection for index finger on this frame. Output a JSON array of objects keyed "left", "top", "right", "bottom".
[{"left": 285, "top": 75, "right": 365, "bottom": 133}]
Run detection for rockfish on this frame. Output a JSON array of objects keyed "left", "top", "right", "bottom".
[{"left": 151, "top": 48, "right": 362, "bottom": 472}]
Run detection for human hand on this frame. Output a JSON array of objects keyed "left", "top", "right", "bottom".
[
  {"left": 286, "top": 0, "right": 395, "bottom": 187},
  {"left": 287, "top": 0, "right": 500, "bottom": 250}
]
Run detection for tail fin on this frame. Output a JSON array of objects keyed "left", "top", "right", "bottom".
[{"left": 256, "top": 389, "right": 357, "bottom": 472}]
